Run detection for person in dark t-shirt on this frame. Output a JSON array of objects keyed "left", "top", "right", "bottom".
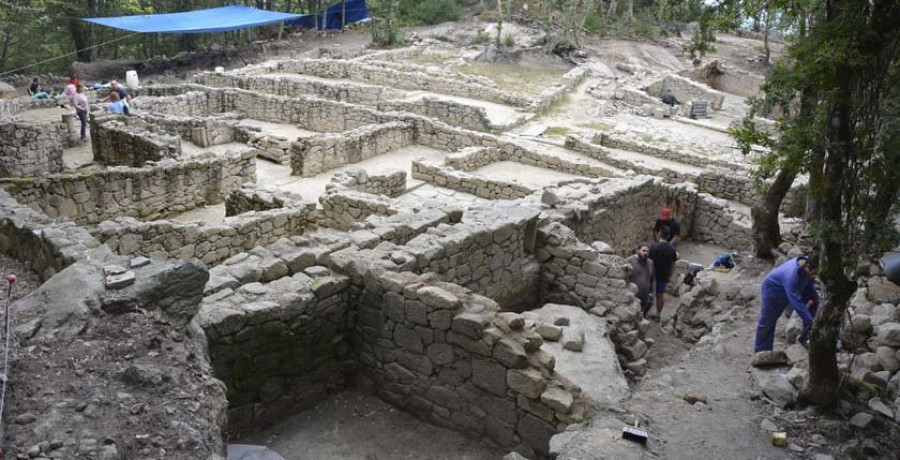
[
  {"left": 654, "top": 207, "right": 681, "bottom": 245},
  {"left": 649, "top": 226, "right": 678, "bottom": 319}
]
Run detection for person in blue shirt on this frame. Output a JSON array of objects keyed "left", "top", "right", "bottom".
[
  {"left": 106, "top": 92, "right": 127, "bottom": 114},
  {"left": 754, "top": 255, "right": 820, "bottom": 352}
]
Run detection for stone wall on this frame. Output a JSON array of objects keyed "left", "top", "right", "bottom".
[
  {"left": 445, "top": 147, "right": 503, "bottom": 171},
  {"left": 377, "top": 98, "right": 499, "bottom": 133},
  {"left": 276, "top": 59, "right": 535, "bottom": 108},
  {"left": 0, "top": 97, "right": 58, "bottom": 119},
  {"left": 197, "top": 260, "right": 353, "bottom": 435},
  {"left": 328, "top": 206, "right": 543, "bottom": 310},
  {"left": 349, "top": 270, "right": 587, "bottom": 456},
  {"left": 92, "top": 203, "right": 315, "bottom": 266},
  {"left": 537, "top": 178, "right": 696, "bottom": 257},
  {"left": 596, "top": 132, "right": 748, "bottom": 172},
  {"left": 644, "top": 74, "right": 726, "bottom": 110},
  {"left": 412, "top": 159, "right": 535, "bottom": 200},
  {"left": 566, "top": 134, "right": 805, "bottom": 216},
  {"left": 685, "top": 60, "right": 765, "bottom": 98},
  {"left": 330, "top": 168, "right": 407, "bottom": 197},
  {"left": 0, "top": 121, "right": 66, "bottom": 177},
  {"left": 532, "top": 67, "right": 587, "bottom": 112},
  {"left": 195, "top": 72, "right": 396, "bottom": 104},
  {"left": 225, "top": 184, "right": 306, "bottom": 216},
  {"left": 690, "top": 193, "right": 753, "bottom": 252},
  {"left": 1, "top": 149, "right": 256, "bottom": 225},
  {"left": 318, "top": 189, "right": 400, "bottom": 231},
  {"left": 291, "top": 122, "right": 415, "bottom": 176},
  {"left": 535, "top": 222, "right": 650, "bottom": 376},
  {"left": 0, "top": 188, "right": 99, "bottom": 280},
  {"left": 614, "top": 86, "right": 660, "bottom": 106},
  {"left": 90, "top": 115, "right": 181, "bottom": 166}
]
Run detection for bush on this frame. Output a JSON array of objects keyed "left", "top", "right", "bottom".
[
  {"left": 471, "top": 28, "right": 490, "bottom": 45},
  {"left": 399, "top": 0, "right": 462, "bottom": 25},
  {"left": 503, "top": 33, "right": 515, "bottom": 47}
]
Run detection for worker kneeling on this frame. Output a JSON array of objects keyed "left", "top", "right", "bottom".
[{"left": 754, "top": 255, "right": 820, "bottom": 353}]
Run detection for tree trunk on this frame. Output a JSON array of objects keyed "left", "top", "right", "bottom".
[
  {"left": 803, "top": 26, "right": 857, "bottom": 406},
  {"left": 751, "top": 167, "right": 797, "bottom": 259},
  {"left": 88, "top": 0, "right": 99, "bottom": 61}
]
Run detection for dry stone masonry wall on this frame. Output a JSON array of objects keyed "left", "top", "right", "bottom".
[
  {"left": 0, "top": 149, "right": 256, "bottom": 225},
  {"left": 0, "top": 121, "right": 66, "bottom": 177},
  {"left": 0, "top": 188, "right": 99, "bottom": 280},
  {"left": 330, "top": 168, "right": 407, "bottom": 197},
  {"left": 92, "top": 203, "right": 316, "bottom": 266},
  {"left": 291, "top": 122, "right": 415, "bottom": 176}
]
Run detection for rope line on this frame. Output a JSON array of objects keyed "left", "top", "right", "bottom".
[{"left": 0, "top": 280, "right": 14, "bottom": 445}]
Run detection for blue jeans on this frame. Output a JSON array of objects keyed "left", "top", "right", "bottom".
[{"left": 76, "top": 110, "right": 88, "bottom": 140}]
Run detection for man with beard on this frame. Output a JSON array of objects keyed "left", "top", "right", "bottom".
[{"left": 626, "top": 243, "right": 655, "bottom": 318}]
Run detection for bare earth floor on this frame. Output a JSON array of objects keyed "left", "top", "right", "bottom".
[
  {"left": 238, "top": 389, "right": 504, "bottom": 460},
  {"left": 473, "top": 161, "right": 582, "bottom": 189}
]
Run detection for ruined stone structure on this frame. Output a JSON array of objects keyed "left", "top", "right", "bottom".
[{"left": 0, "top": 35, "right": 841, "bottom": 460}]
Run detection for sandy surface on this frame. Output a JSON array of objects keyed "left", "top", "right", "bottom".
[
  {"left": 474, "top": 161, "right": 581, "bottom": 188},
  {"left": 12, "top": 106, "right": 70, "bottom": 122},
  {"left": 170, "top": 203, "right": 226, "bottom": 223},
  {"left": 237, "top": 119, "right": 321, "bottom": 139},
  {"left": 181, "top": 141, "right": 249, "bottom": 158},
  {"left": 239, "top": 389, "right": 503, "bottom": 460},
  {"left": 626, "top": 269, "right": 790, "bottom": 460},
  {"left": 62, "top": 141, "right": 93, "bottom": 169},
  {"left": 393, "top": 183, "right": 491, "bottom": 210}
]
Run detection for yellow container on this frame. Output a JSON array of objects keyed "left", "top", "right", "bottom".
[{"left": 772, "top": 432, "right": 787, "bottom": 447}]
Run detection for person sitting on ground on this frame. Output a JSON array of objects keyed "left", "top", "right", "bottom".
[
  {"left": 661, "top": 89, "right": 680, "bottom": 107},
  {"left": 627, "top": 243, "right": 656, "bottom": 318},
  {"left": 101, "top": 79, "right": 132, "bottom": 103},
  {"left": 754, "top": 255, "right": 820, "bottom": 353},
  {"left": 73, "top": 84, "right": 89, "bottom": 142},
  {"left": 28, "top": 78, "right": 39, "bottom": 96},
  {"left": 106, "top": 92, "right": 128, "bottom": 114},
  {"left": 649, "top": 227, "right": 678, "bottom": 320},
  {"left": 654, "top": 207, "right": 681, "bottom": 246}
]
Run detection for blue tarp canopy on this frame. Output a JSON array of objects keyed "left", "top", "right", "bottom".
[
  {"left": 83, "top": 6, "right": 304, "bottom": 34},
  {"left": 286, "top": 0, "right": 370, "bottom": 30}
]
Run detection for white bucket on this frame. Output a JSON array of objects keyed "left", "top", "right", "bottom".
[
  {"left": 215, "top": 66, "right": 225, "bottom": 74},
  {"left": 125, "top": 70, "right": 139, "bottom": 90}
]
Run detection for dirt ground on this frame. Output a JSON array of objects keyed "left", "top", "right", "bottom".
[
  {"left": 626, "top": 267, "right": 792, "bottom": 460},
  {"left": 238, "top": 389, "right": 504, "bottom": 460}
]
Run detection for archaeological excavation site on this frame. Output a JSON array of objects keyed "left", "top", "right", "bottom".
[{"left": 0, "top": 1, "right": 898, "bottom": 459}]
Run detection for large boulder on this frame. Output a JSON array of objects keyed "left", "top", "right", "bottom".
[
  {"left": 751, "top": 367, "right": 796, "bottom": 407},
  {"left": 874, "top": 323, "right": 900, "bottom": 348},
  {"left": 14, "top": 256, "right": 209, "bottom": 343}
]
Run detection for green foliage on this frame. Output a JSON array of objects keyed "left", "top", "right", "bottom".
[
  {"left": 471, "top": 28, "right": 490, "bottom": 45},
  {"left": 397, "top": 0, "right": 462, "bottom": 26},
  {"left": 503, "top": 32, "right": 515, "bottom": 47}
]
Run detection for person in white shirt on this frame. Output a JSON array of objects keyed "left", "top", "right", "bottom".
[{"left": 73, "top": 85, "right": 90, "bottom": 142}]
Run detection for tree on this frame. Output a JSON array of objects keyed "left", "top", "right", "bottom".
[{"left": 804, "top": 0, "right": 900, "bottom": 405}]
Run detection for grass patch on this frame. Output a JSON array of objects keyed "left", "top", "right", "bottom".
[
  {"left": 452, "top": 62, "right": 568, "bottom": 94},
  {"left": 577, "top": 121, "right": 615, "bottom": 132},
  {"left": 544, "top": 126, "right": 575, "bottom": 137}
]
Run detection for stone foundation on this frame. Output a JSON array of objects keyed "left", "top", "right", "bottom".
[
  {"left": 92, "top": 203, "right": 315, "bottom": 266},
  {"left": 291, "top": 122, "right": 415, "bottom": 176},
  {"left": 0, "top": 189, "right": 99, "bottom": 280},
  {"left": 1, "top": 149, "right": 256, "bottom": 225},
  {"left": 90, "top": 115, "right": 182, "bottom": 166},
  {"left": 330, "top": 168, "right": 407, "bottom": 197},
  {"left": 644, "top": 74, "right": 726, "bottom": 110},
  {"left": 0, "top": 121, "right": 66, "bottom": 177}
]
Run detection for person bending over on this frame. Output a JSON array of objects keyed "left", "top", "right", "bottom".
[{"left": 754, "top": 255, "right": 820, "bottom": 352}]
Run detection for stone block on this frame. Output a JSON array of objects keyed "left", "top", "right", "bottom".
[
  {"left": 540, "top": 387, "right": 574, "bottom": 414},
  {"left": 472, "top": 358, "right": 508, "bottom": 396},
  {"left": 493, "top": 338, "right": 528, "bottom": 369},
  {"left": 417, "top": 286, "right": 463, "bottom": 310},
  {"left": 452, "top": 312, "right": 489, "bottom": 339},
  {"left": 508, "top": 368, "right": 547, "bottom": 399}
]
